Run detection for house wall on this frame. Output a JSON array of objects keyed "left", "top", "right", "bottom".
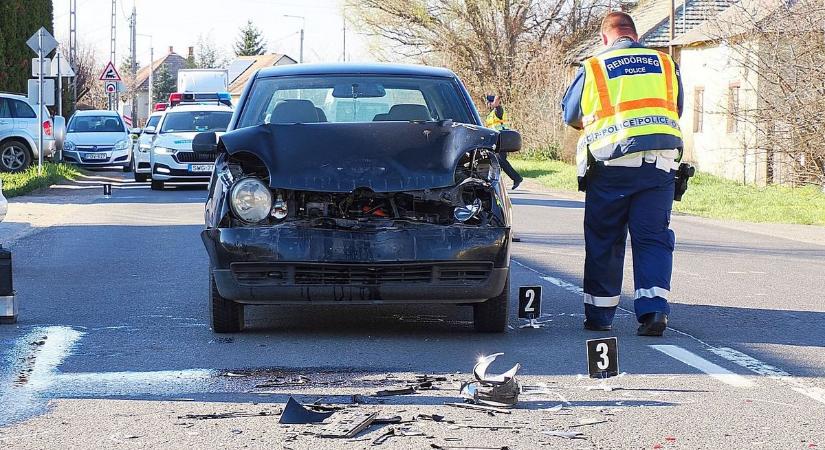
[{"left": 679, "top": 42, "right": 767, "bottom": 185}]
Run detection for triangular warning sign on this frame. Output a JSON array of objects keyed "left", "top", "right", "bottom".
[{"left": 99, "top": 61, "right": 122, "bottom": 81}]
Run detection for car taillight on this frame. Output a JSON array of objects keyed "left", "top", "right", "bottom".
[{"left": 43, "top": 120, "right": 52, "bottom": 136}]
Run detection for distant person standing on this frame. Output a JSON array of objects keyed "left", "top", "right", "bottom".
[{"left": 485, "top": 94, "right": 523, "bottom": 190}]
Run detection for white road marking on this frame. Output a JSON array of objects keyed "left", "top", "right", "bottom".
[
  {"left": 650, "top": 345, "right": 757, "bottom": 388},
  {"left": 23, "top": 326, "right": 85, "bottom": 391},
  {"left": 710, "top": 347, "right": 825, "bottom": 405}
]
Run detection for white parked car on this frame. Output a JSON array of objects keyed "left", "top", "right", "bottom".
[
  {"left": 63, "top": 110, "right": 134, "bottom": 172},
  {"left": 0, "top": 93, "right": 56, "bottom": 172},
  {"left": 130, "top": 112, "right": 162, "bottom": 182},
  {"left": 149, "top": 102, "right": 233, "bottom": 190}
]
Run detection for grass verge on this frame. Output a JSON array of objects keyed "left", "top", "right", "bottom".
[
  {"left": 510, "top": 157, "right": 825, "bottom": 225},
  {"left": 0, "top": 163, "right": 81, "bottom": 198}
]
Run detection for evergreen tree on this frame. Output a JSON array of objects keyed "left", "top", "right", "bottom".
[
  {"left": 0, "top": 0, "right": 54, "bottom": 93},
  {"left": 233, "top": 20, "right": 266, "bottom": 56},
  {"left": 152, "top": 63, "right": 176, "bottom": 104}
]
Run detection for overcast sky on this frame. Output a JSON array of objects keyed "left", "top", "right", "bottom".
[{"left": 52, "top": 0, "right": 373, "bottom": 69}]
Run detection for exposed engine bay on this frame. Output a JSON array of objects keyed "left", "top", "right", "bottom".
[{"left": 220, "top": 148, "right": 504, "bottom": 229}]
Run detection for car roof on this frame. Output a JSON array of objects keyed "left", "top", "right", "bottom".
[
  {"left": 257, "top": 63, "right": 458, "bottom": 79},
  {"left": 74, "top": 110, "right": 121, "bottom": 116},
  {"left": 164, "top": 104, "right": 233, "bottom": 113}
]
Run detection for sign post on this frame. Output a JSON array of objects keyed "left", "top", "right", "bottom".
[
  {"left": 26, "top": 28, "right": 58, "bottom": 175},
  {"left": 99, "top": 61, "right": 122, "bottom": 111}
]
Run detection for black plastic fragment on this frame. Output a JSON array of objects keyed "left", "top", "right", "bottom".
[{"left": 278, "top": 396, "right": 335, "bottom": 424}]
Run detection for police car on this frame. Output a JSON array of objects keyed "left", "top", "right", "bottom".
[{"left": 149, "top": 93, "right": 233, "bottom": 190}]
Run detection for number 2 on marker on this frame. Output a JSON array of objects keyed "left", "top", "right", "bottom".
[
  {"left": 524, "top": 289, "right": 535, "bottom": 312},
  {"left": 596, "top": 342, "right": 609, "bottom": 370}
]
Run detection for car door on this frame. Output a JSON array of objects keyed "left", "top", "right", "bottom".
[
  {"left": 0, "top": 99, "right": 13, "bottom": 135},
  {"left": 9, "top": 99, "right": 39, "bottom": 140}
]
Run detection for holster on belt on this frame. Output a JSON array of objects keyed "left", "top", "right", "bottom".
[{"left": 674, "top": 162, "right": 695, "bottom": 201}]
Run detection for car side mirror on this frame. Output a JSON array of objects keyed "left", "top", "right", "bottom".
[
  {"left": 143, "top": 126, "right": 156, "bottom": 135},
  {"left": 53, "top": 116, "right": 66, "bottom": 151},
  {"left": 497, "top": 129, "right": 521, "bottom": 153},
  {"left": 193, "top": 131, "right": 218, "bottom": 153}
]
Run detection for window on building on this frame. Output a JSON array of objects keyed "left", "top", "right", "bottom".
[
  {"left": 727, "top": 83, "right": 740, "bottom": 133},
  {"left": 693, "top": 87, "right": 704, "bottom": 133}
]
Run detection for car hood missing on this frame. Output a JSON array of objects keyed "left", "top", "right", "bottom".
[{"left": 218, "top": 122, "right": 499, "bottom": 192}]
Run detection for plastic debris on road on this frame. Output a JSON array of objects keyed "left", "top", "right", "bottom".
[
  {"left": 543, "top": 430, "right": 586, "bottom": 439},
  {"left": 459, "top": 353, "right": 521, "bottom": 407},
  {"left": 278, "top": 396, "right": 335, "bottom": 424}
]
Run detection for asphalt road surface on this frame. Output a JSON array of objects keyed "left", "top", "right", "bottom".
[{"left": 1, "top": 171, "right": 823, "bottom": 449}]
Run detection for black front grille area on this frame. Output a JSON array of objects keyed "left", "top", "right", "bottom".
[
  {"left": 231, "top": 262, "right": 493, "bottom": 286},
  {"left": 175, "top": 151, "right": 217, "bottom": 163}
]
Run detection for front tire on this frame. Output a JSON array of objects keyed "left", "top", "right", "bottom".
[
  {"left": 150, "top": 180, "right": 164, "bottom": 190},
  {"left": 210, "top": 272, "right": 243, "bottom": 333},
  {"left": 473, "top": 277, "right": 509, "bottom": 333}
]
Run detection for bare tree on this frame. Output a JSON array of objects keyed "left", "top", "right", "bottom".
[
  {"left": 346, "top": 0, "right": 607, "bottom": 155},
  {"left": 703, "top": 0, "right": 825, "bottom": 186},
  {"left": 72, "top": 42, "right": 107, "bottom": 109}
]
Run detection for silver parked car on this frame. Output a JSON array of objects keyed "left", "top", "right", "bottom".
[
  {"left": 62, "top": 110, "right": 133, "bottom": 171},
  {"left": 130, "top": 112, "right": 161, "bottom": 182},
  {"left": 0, "top": 93, "right": 56, "bottom": 172}
]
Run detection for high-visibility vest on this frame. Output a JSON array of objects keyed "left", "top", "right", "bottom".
[
  {"left": 486, "top": 108, "right": 509, "bottom": 131},
  {"left": 576, "top": 47, "right": 683, "bottom": 170}
]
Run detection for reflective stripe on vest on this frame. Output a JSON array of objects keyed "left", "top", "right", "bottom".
[
  {"left": 486, "top": 108, "right": 509, "bottom": 131},
  {"left": 576, "top": 47, "right": 683, "bottom": 166}
]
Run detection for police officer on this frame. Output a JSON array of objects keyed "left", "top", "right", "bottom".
[
  {"left": 485, "top": 94, "right": 524, "bottom": 190},
  {"left": 561, "top": 12, "right": 683, "bottom": 336}
]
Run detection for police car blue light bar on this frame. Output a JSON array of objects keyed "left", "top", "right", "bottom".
[{"left": 169, "top": 92, "right": 232, "bottom": 108}]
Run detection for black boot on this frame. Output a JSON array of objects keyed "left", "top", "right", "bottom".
[
  {"left": 637, "top": 312, "right": 668, "bottom": 336},
  {"left": 584, "top": 320, "right": 612, "bottom": 331}
]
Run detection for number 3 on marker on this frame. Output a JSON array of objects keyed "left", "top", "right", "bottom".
[
  {"left": 524, "top": 289, "right": 535, "bottom": 312},
  {"left": 596, "top": 342, "right": 609, "bottom": 370}
]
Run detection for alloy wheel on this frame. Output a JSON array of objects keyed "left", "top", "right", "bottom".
[{"left": 1, "top": 145, "right": 28, "bottom": 171}]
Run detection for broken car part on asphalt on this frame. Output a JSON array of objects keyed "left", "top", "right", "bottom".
[
  {"left": 318, "top": 410, "right": 378, "bottom": 438},
  {"left": 371, "top": 426, "right": 426, "bottom": 446},
  {"left": 459, "top": 353, "right": 521, "bottom": 407},
  {"left": 278, "top": 397, "right": 335, "bottom": 424}
]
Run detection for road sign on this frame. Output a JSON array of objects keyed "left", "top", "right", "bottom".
[
  {"left": 31, "top": 58, "right": 52, "bottom": 77},
  {"left": 99, "top": 62, "right": 122, "bottom": 81},
  {"left": 51, "top": 52, "right": 75, "bottom": 77},
  {"left": 518, "top": 286, "right": 542, "bottom": 320},
  {"left": 27, "top": 79, "right": 55, "bottom": 106},
  {"left": 586, "top": 337, "right": 619, "bottom": 379},
  {"left": 26, "top": 27, "right": 58, "bottom": 56},
  {"left": 105, "top": 82, "right": 118, "bottom": 94}
]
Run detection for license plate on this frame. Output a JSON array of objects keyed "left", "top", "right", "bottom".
[
  {"left": 189, "top": 164, "right": 214, "bottom": 173},
  {"left": 83, "top": 153, "right": 109, "bottom": 160}
]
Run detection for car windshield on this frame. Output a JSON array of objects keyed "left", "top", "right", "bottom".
[
  {"left": 68, "top": 115, "right": 124, "bottom": 133},
  {"left": 145, "top": 115, "right": 160, "bottom": 128},
  {"left": 160, "top": 111, "right": 232, "bottom": 133},
  {"left": 237, "top": 75, "right": 473, "bottom": 128}
]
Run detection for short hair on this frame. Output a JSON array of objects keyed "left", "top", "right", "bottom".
[{"left": 601, "top": 11, "right": 637, "bottom": 36}]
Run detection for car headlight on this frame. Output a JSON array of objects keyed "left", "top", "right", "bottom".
[
  {"left": 64, "top": 140, "right": 76, "bottom": 152},
  {"left": 114, "top": 139, "right": 130, "bottom": 151},
  {"left": 153, "top": 146, "right": 175, "bottom": 155},
  {"left": 230, "top": 178, "right": 272, "bottom": 223}
]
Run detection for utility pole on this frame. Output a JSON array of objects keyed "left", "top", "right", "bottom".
[
  {"left": 130, "top": 5, "right": 138, "bottom": 125},
  {"left": 284, "top": 15, "right": 305, "bottom": 63},
  {"left": 69, "top": 0, "right": 77, "bottom": 110},
  {"left": 342, "top": 17, "right": 347, "bottom": 62},
  {"left": 110, "top": 0, "right": 117, "bottom": 110},
  {"left": 138, "top": 33, "right": 153, "bottom": 119},
  {"left": 669, "top": 0, "right": 675, "bottom": 56}
]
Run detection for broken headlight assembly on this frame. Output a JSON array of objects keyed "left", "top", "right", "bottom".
[{"left": 229, "top": 177, "right": 272, "bottom": 223}]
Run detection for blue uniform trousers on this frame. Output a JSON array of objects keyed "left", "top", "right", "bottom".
[{"left": 583, "top": 161, "right": 676, "bottom": 326}]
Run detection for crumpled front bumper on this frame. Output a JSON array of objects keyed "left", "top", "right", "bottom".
[{"left": 202, "top": 224, "right": 511, "bottom": 305}]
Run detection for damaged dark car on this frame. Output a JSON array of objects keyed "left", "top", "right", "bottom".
[{"left": 197, "top": 64, "right": 521, "bottom": 333}]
